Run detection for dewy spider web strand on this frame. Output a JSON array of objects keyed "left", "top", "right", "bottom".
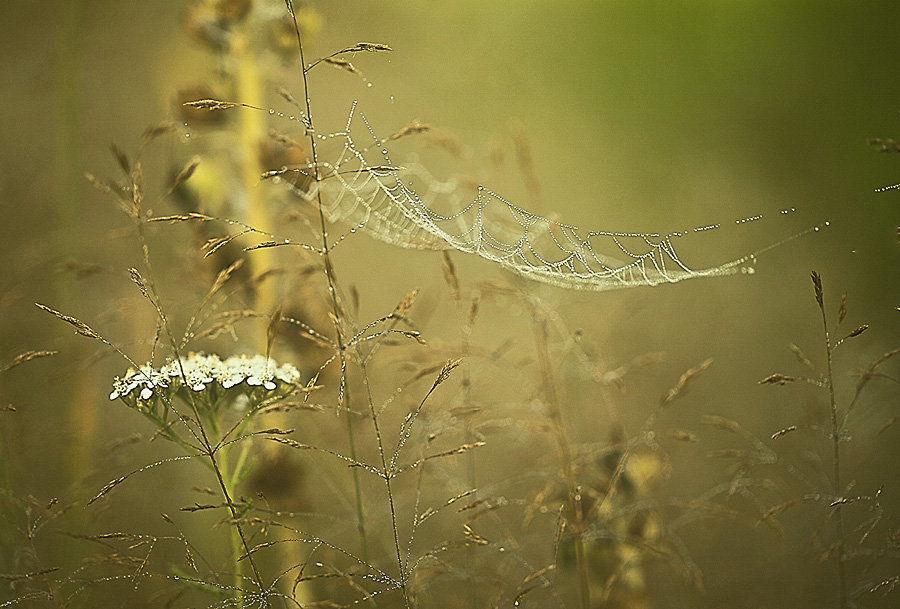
[{"left": 275, "top": 102, "right": 825, "bottom": 291}]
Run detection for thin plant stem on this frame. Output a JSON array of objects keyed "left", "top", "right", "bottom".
[
  {"left": 224, "top": 447, "right": 249, "bottom": 604},
  {"left": 530, "top": 300, "right": 590, "bottom": 609},
  {"left": 205, "top": 425, "right": 269, "bottom": 604},
  {"left": 455, "top": 292, "right": 479, "bottom": 609},
  {"left": 342, "top": 384, "right": 371, "bottom": 561},
  {"left": 283, "top": 0, "right": 371, "bottom": 565},
  {"left": 360, "top": 362, "right": 411, "bottom": 608},
  {"left": 221, "top": 435, "right": 259, "bottom": 606},
  {"left": 812, "top": 271, "right": 848, "bottom": 609}
]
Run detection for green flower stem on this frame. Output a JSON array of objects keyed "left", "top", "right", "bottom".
[{"left": 219, "top": 440, "right": 249, "bottom": 605}]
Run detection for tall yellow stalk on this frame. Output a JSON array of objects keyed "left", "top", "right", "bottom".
[{"left": 233, "top": 31, "right": 275, "bottom": 330}]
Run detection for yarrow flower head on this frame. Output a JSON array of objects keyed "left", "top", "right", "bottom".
[{"left": 110, "top": 353, "right": 301, "bottom": 419}]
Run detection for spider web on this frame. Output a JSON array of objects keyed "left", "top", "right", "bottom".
[{"left": 275, "top": 103, "right": 821, "bottom": 292}]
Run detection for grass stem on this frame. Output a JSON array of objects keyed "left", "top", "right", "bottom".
[
  {"left": 530, "top": 300, "right": 590, "bottom": 609},
  {"left": 285, "top": 0, "right": 372, "bottom": 571},
  {"left": 812, "top": 271, "right": 849, "bottom": 609}
]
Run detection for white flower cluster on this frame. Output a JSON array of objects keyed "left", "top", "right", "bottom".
[{"left": 110, "top": 353, "right": 301, "bottom": 406}]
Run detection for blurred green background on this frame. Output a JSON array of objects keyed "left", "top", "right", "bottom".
[{"left": 2, "top": 1, "right": 899, "bottom": 607}]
